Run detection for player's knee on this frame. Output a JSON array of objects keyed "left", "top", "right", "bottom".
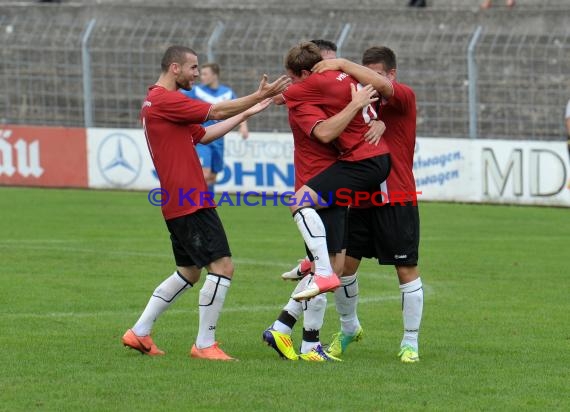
[
  {"left": 396, "top": 265, "right": 418, "bottom": 284},
  {"left": 220, "top": 261, "right": 234, "bottom": 277},
  {"left": 177, "top": 266, "right": 201, "bottom": 284},
  {"left": 208, "top": 257, "right": 234, "bottom": 278},
  {"left": 343, "top": 256, "right": 361, "bottom": 276}
]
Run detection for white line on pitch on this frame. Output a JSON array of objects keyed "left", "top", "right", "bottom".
[{"left": 1, "top": 295, "right": 401, "bottom": 320}]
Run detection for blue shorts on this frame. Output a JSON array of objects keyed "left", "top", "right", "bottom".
[{"left": 196, "top": 140, "right": 224, "bottom": 174}]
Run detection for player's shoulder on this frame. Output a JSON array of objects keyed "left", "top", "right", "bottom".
[
  {"left": 283, "top": 81, "right": 304, "bottom": 97},
  {"left": 315, "top": 70, "right": 349, "bottom": 82},
  {"left": 393, "top": 81, "right": 415, "bottom": 97},
  {"left": 146, "top": 85, "right": 183, "bottom": 103},
  {"left": 146, "top": 84, "right": 165, "bottom": 98}
]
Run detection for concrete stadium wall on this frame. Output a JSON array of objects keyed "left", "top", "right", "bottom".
[{"left": 1, "top": 1, "right": 569, "bottom": 139}]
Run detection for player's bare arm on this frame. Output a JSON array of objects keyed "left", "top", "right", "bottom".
[
  {"left": 202, "top": 98, "right": 272, "bottom": 144},
  {"left": 208, "top": 75, "right": 290, "bottom": 120},
  {"left": 312, "top": 58, "right": 394, "bottom": 99},
  {"left": 312, "top": 83, "right": 378, "bottom": 143}
]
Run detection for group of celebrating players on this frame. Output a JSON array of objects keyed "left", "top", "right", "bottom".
[{"left": 122, "top": 39, "right": 424, "bottom": 364}]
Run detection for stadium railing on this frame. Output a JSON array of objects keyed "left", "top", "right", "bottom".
[{"left": 1, "top": 5, "right": 569, "bottom": 140}]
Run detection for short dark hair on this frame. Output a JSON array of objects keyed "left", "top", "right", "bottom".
[
  {"left": 201, "top": 62, "right": 220, "bottom": 76},
  {"left": 285, "top": 42, "right": 323, "bottom": 77},
  {"left": 160, "top": 45, "right": 197, "bottom": 72},
  {"left": 310, "top": 39, "right": 337, "bottom": 52},
  {"left": 361, "top": 46, "right": 397, "bottom": 71}
]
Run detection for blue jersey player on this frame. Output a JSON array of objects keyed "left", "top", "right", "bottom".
[{"left": 181, "top": 63, "right": 248, "bottom": 192}]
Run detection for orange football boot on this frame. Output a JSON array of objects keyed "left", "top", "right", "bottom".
[
  {"left": 190, "top": 342, "right": 236, "bottom": 361},
  {"left": 122, "top": 329, "right": 165, "bottom": 356}
]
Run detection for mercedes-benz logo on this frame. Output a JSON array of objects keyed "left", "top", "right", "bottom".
[{"left": 97, "top": 133, "right": 142, "bottom": 187}]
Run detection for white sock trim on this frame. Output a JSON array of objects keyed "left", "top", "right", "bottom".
[{"left": 399, "top": 277, "right": 422, "bottom": 294}]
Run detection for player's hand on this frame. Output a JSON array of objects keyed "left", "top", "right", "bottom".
[
  {"left": 239, "top": 122, "right": 249, "bottom": 140},
  {"left": 244, "top": 98, "right": 273, "bottom": 118},
  {"left": 272, "top": 94, "right": 286, "bottom": 105},
  {"left": 257, "top": 74, "right": 291, "bottom": 99},
  {"left": 350, "top": 83, "right": 379, "bottom": 109},
  {"left": 311, "top": 58, "right": 346, "bottom": 73},
  {"left": 364, "top": 120, "right": 385, "bottom": 146}
]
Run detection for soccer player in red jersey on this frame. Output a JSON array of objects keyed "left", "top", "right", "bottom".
[
  {"left": 263, "top": 40, "right": 386, "bottom": 361},
  {"left": 313, "top": 47, "right": 423, "bottom": 363},
  {"left": 122, "top": 45, "right": 290, "bottom": 360},
  {"left": 281, "top": 42, "right": 391, "bottom": 301}
]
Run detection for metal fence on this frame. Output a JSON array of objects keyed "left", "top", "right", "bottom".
[{"left": 1, "top": 12, "right": 569, "bottom": 140}]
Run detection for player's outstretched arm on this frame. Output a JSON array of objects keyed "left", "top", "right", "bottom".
[
  {"left": 201, "top": 98, "right": 272, "bottom": 144},
  {"left": 312, "top": 84, "right": 378, "bottom": 143},
  {"left": 313, "top": 58, "right": 393, "bottom": 99},
  {"left": 208, "top": 75, "right": 290, "bottom": 120}
]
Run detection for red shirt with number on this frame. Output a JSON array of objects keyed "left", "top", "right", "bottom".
[
  {"left": 141, "top": 85, "right": 214, "bottom": 220},
  {"left": 283, "top": 71, "right": 389, "bottom": 161}
]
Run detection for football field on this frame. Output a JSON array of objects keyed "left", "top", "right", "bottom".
[{"left": 0, "top": 187, "right": 568, "bottom": 411}]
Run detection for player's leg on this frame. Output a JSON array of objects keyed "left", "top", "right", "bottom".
[
  {"left": 263, "top": 275, "right": 308, "bottom": 360},
  {"left": 190, "top": 256, "right": 235, "bottom": 360},
  {"left": 264, "top": 257, "right": 333, "bottom": 360},
  {"left": 396, "top": 264, "right": 422, "bottom": 364},
  {"left": 288, "top": 170, "right": 341, "bottom": 300},
  {"left": 326, "top": 208, "right": 370, "bottom": 358},
  {"left": 184, "top": 208, "right": 236, "bottom": 360},
  {"left": 298, "top": 208, "right": 346, "bottom": 362},
  {"left": 208, "top": 139, "right": 225, "bottom": 194},
  {"left": 327, "top": 256, "right": 364, "bottom": 356},
  {"left": 375, "top": 201, "right": 422, "bottom": 363},
  {"left": 122, "top": 226, "right": 199, "bottom": 356},
  {"left": 196, "top": 143, "right": 215, "bottom": 192},
  {"left": 291, "top": 156, "right": 390, "bottom": 301},
  {"left": 265, "top": 208, "right": 346, "bottom": 361},
  {"left": 289, "top": 162, "right": 353, "bottom": 286},
  {"left": 299, "top": 250, "right": 344, "bottom": 362}
]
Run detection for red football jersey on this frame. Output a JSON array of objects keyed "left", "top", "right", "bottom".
[
  {"left": 287, "top": 104, "right": 339, "bottom": 190},
  {"left": 379, "top": 81, "right": 417, "bottom": 203},
  {"left": 141, "top": 85, "right": 213, "bottom": 220},
  {"left": 283, "top": 71, "right": 389, "bottom": 161}
]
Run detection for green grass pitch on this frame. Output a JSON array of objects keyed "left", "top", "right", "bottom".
[{"left": 0, "top": 187, "right": 568, "bottom": 411}]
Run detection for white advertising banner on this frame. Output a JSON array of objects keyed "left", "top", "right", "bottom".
[
  {"left": 87, "top": 128, "right": 158, "bottom": 190},
  {"left": 414, "top": 137, "right": 570, "bottom": 206},
  {"left": 215, "top": 132, "right": 294, "bottom": 193},
  {"left": 474, "top": 139, "right": 570, "bottom": 206},
  {"left": 413, "top": 138, "right": 477, "bottom": 202},
  {"left": 87, "top": 128, "right": 570, "bottom": 207},
  {"left": 86, "top": 129, "right": 294, "bottom": 192}
]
